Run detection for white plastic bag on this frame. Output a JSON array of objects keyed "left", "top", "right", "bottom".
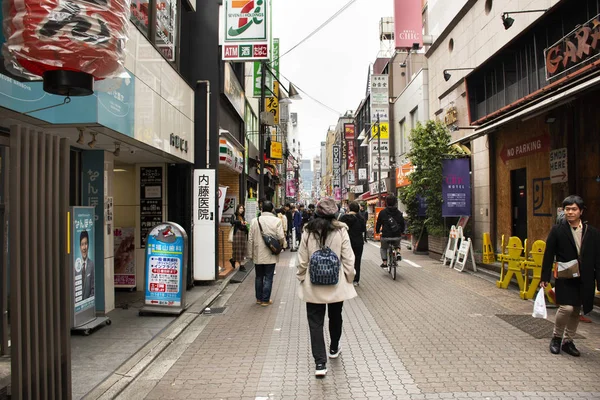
[
  {"left": 228, "top": 228, "right": 234, "bottom": 243},
  {"left": 532, "top": 288, "right": 547, "bottom": 319}
]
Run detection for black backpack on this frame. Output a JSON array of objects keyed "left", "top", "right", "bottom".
[
  {"left": 386, "top": 213, "right": 401, "bottom": 233},
  {"left": 309, "top": 233, "right": 340, "bottom": 285}
]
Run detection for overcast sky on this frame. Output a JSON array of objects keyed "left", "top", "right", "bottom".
[{"left": 272, "top": 0, "right": 394, "bottom": 160}]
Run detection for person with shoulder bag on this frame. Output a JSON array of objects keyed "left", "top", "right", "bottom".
[
  {"left": 230, "top": 204, "right": 249, "bottom": 272},
  {"left": 540, "top": 195, "right": 600, "bottom": 357},
  {"left": 247, "top": 201, "right": 285, "bottom": 306},
  {"left": 375, "top": 195, "right": 405, "bottom": 269},
  {"left": 297, "top": 198, "right": 357, "bottom": 378}
]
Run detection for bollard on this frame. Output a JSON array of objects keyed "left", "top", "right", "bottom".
[{"left": 482, "top": 233, "right": 495, "bottom": 264}]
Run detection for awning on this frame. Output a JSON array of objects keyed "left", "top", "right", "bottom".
[{"left": 451, "top": 71, "right": 600, "bottom": 145}]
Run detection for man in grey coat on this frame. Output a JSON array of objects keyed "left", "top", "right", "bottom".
[{"left": 541, "top": 195, "right": 600, "bottom": 357}]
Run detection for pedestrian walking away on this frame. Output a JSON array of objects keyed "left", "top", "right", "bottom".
[
  {"left": 339, "top": 201, "right": 365, "bottom": 286},
  {"left": 297, "top": 197, "right": 357, "bottom": 378},
  {"left": 376, "top": 195, "right": 405, "bottom": 269},
  {"left": 359, "top": 204, "right": 369, "bottom": 243},
  {"left": 248, "top": 201, "right": 286, "bottom": 306},
  {"left": 540, "top": 195, "right": 600, "bottom": 357},
  {"left": 230, "top": 204, "right": 249, "bottom": 272}
]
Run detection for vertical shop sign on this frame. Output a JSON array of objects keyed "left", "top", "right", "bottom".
[
  {"left": 193, "top": 170, "right": 216, "bottom": 281},
  {"left": 71, "top": 207, "right": 96, "bottom": 327},
  {"left": 144, "top": 223, "right": 187, "bottom": 309},
  {"left": 114, "top": 227, "right": 136, "bottom": 287},
  {"left": 264, "top": 81, "right": 279, "bottom": 125},
  {"left": 393, "top": 0, "right": 423, "bottom": 49},
  {"left": 245, "top": 198, "right": 258, "bottom": 223},
  {"left": 332, "top": 145, "right": 341, "bottom": 187},
  {"left": 442, "top": 159, "right": 471, "bottom": 217},
  {"left": 140, "top": 167, "right": 164, "bottom": 248}
]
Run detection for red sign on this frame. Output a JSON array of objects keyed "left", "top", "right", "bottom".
[
  {"left": 4, "top": 0, "right": 129, "bottom": 79},
  {"left": 347, "top": 140, "right": 356, "bottom": 169},
  {"left": 344, "top": 123, "right": 355, "bottom": 139},
  {"left": 500, "top": 135, "right": 550, "bottom": 164},
  {"left": 394, "top": 0, "right": 423, "bottom": 49},
  {"left": 396, "top": 162, "right": 413, "bottom": 188}
]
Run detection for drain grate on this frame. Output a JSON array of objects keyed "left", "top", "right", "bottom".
[
  {"left": 203, "top": 307, "right": 227, "bottom": 315},
  {"left": 496, "top": 314, "right": 585, "bottom": 339}
]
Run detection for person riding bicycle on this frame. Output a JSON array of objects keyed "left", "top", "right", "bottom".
[{"left": 376, "top": 195, "right": 405, "bottom": 269}]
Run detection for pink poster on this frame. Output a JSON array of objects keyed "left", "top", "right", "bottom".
[
  {"left": 334, "top": 188, "right": 342, "bottom": 201},
  {"left": 286, "top": 179, "right": 296, "bottom": 197},
  {"left": 394, "top": 0, "right": 423, "bottom": 49}
]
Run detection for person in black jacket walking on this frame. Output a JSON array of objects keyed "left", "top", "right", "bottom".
[
  {"left": 340, "top": 201, "right": 366, "bottom": 286},
  {"left": 540, "top": 195, "right": 600, "bottom": 357},
  {"left": 359, "top": 204, "right": 369, "bottom": 243},
  {"left": 376, "top": 195, "right": 405, "bottom": 269}
]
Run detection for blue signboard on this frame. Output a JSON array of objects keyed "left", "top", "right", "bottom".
[
  {"left": 81, "top": 151, "right": 105, "bottom": 311},
  {"left": 145, "top": 224, "right": 185, "bottom": 307},
  {"left": 0, "top": 71, "right": 134, "bottom": 137},
  {"left": 71, "top": 207, "right": 96, "bottom": 326},
  {"left": 442, "top": 158, "right": 472, "bottom": 217}
]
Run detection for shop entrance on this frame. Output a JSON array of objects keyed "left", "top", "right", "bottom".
[{"left": 511, "top": 168, "right": 527, "bottom": 241}]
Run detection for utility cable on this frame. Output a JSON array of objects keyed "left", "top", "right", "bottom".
[
  {"left": 279, "top": 72, "right": 343, "bottom": 116},
  {"left": 272, "top": 0, "right": 358, "bottom": 64}
]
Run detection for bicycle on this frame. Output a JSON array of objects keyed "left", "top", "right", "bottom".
[{"left": 385, "top": 240, "right": 402, "bottom": 280}]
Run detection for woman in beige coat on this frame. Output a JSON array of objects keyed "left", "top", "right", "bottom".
[{"left": 297, "top": 198, "right": 357, "bottom": 377}]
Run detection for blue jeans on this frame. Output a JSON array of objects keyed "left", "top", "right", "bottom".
[{"left": 255, "top": 263, "right": 275, "bottom": 302}]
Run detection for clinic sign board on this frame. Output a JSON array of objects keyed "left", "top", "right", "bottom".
[
  {"left": 71, "top": 207, "right": 96, "bottom": 328},
  {"left": 223, "top": 0, "right": 270, "bottom": 61},
  {"left": 142, "top": 222, "right": 188, "bottom": 314}
]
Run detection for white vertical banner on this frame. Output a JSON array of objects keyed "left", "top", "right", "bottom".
[{"left": 193, "top": 169, "right": 216, "bottom": 281}]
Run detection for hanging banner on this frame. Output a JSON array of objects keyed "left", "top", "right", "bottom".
[
  {"left": 344, "top": 123, "right": 355, "bottom": 139},
  {"left": 332, "top": 145, "right": 341, "bottom": 187},
  {"left": 218, "top": 186, "right": 228, "bottom": 224},
  {"left": 140, "top": 167, "right": 163, "bottom": 248},
  {"left": 442, "top": 158, "right": 471, "bottom": 217},
  {"left": 286, "top": 178, "right": 297, "bottom": 197}
]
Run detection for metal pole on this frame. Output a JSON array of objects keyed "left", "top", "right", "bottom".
[
  {"left": 259, "top": 61, "right": 266, "bottom": 201},
  {"left": 377, "top": 113, "right": 382, "bottom": 207}
]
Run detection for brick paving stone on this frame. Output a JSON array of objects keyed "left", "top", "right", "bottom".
[{"left": 117, "top": 244, "right": 600, "bottom": 400}]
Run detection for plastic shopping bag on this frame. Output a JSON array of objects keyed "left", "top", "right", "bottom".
[{"left": 532, "top": 288, "right": 547, "bottom": 319}]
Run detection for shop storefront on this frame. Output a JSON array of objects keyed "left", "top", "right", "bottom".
[{"left": 464, "top": 0, "right": 600, "bottom": 247}]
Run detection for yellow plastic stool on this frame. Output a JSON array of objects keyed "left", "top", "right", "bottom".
[
  {"left": 496, "top": 236, "right": 525, "bottom": 291},
  {"left": 521, "top": 240, "right": 545, "bottom": 299}
]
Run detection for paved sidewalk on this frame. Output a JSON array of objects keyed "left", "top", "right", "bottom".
[{"left": 116, "top": 244, "right": 600, "bottom": 400}]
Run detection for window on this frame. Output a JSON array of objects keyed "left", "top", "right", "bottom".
[
  {"left": 399, "top": 119, "right": 406, "bottom": 155},
  {"left": 130, "top": 0, "right": 180, "bottom": 65},
  {"left": 410, "top": 107, "right": 418, "bottom": 130}
]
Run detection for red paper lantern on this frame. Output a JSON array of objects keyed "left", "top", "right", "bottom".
[{"left": 3, "top": 0, "right": 130, "bottom": 96}]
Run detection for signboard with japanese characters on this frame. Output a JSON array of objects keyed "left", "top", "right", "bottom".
[
  {"left": 265, "top": 81, "right": 279, "bottom": 125},
  {"left": 223, "top": 0, "right": 270, "bottom": 61},
  {"left": 140, "top": 167, "right": 164, "bottom": 248},
  {"left": 143, "top": 222, "right": 188, "bottom": 314},
  {"left": 358, "top": 168, "right": 367, "bottom": 180},
  {"left": 332, "top": 145, "right": 341, "bottom": 187},
  {"left": 372, "top": 140, "right": 389, "bottom": 153},
  {"left": 193, "top": 170, "right": 216, "bottom": 281},
  {"left": 344, "top": 123, "right": 355, "bottom": 139},
  {"left": 348, "top": 169, "right": 356, "bottom": 184},
  {"left": 347, "top": 139, "right": 356, "bottom": 169}
]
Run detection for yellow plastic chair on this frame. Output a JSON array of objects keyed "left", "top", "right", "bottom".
[{"left": 496, "top": 236, "right": 525, "bottom": 291}]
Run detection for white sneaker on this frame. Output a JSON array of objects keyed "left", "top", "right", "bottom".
[
  {"left": 315, "top": 363, "right": 327, "bottom": 376},
  {"left": 328, "top": 346, "right": 341, "bottom": 359}
]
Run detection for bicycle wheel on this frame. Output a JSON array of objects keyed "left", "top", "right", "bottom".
[
  {"left": 387, "top": 246, "right": 393, "bottom": 274},
  {"left": 391, "top": 261, "right": 396, "bottom": 280}
]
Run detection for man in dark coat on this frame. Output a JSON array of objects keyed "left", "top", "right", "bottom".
[
  {"left": 359, "top": 204, "right": 369, "bottom": 243},
  {"left": 340, "top": 201, "right": 366, "bottom": 286},
  {"left": 541, "top": 195, "right": 600, "bottom": 357},
  {"left": 376, "top": 195, "right": 405, "bottom": 269}
]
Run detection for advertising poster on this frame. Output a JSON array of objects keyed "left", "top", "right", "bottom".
[
  {"left": 156, "top": 0, "right": 177, "bottom": 61},
  {"left": 221, "top": 195, "right": 236, "bottom": 225},
  {"left": 140, "top": 167, "right": 163, "bottom": 247},
  {"left": 218, "top": 185, "right": 228, "bottom": 223},
  {"left": 442, "top": 159, "right": 471, "bottom": 217},
  {"left": 72, "top": 207, "right": 96, "bottom": 327},
  {"left": 114, "top": 227, "right": 136, "bottom": 287},
  {"left": 245, "top": 198, "right": 258, "bottom": 223},
  {"left": 144, "top": 224, "right": 184, "bottom": 307}
]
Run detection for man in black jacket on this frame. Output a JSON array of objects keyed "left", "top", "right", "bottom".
[
  {"left": 376, "top": 195, "right": 405, "bottom": 269},
  {"left": 340, "top": 201, "right": 366, "bottom": 286},
  {"left": 541, "top": 195, "right": 600, "bottom": 357},
  {"left": 359, "top": 204, "right": 369, "bottom": 243}
]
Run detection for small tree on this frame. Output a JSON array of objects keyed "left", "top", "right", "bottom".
[{"left": 398, "top": 120, "right": 467, "bottom": 237}]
